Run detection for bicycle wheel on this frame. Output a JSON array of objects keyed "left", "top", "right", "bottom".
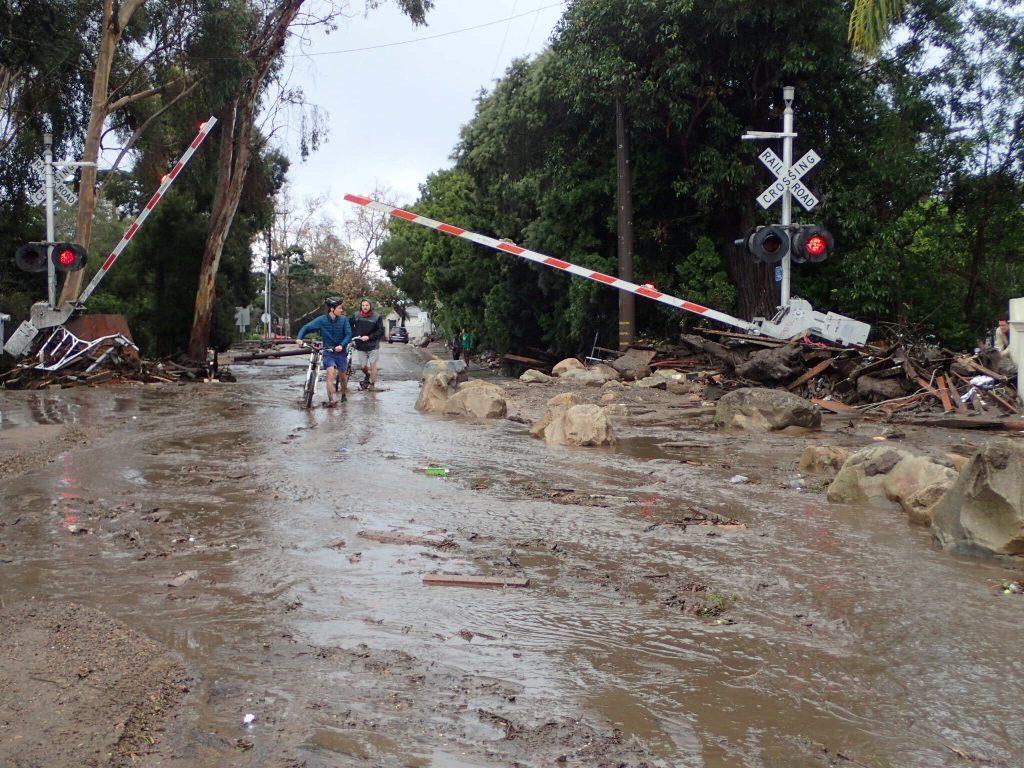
[{"left": 302, "top": 350, "right": 319, "bottom": 408}]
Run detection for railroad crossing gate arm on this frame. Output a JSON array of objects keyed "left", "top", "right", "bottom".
[{"left": 342, "top": 194, "right": 759, "bottom": 335}]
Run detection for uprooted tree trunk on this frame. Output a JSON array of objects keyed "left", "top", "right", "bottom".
[{"left": 187, "top": 0, "right": 306, "bottom": 361}]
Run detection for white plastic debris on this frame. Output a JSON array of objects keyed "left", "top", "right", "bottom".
[
  {"left": 243, "top": 713, "right": 255, "bottom": 726},
  {"left": 970, "top": 374, "right": 995, "bottom": 388},
  {"left": 729, "top": 474, "right": 749, "bottom": 484}
]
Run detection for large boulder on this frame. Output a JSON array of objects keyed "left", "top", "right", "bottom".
[
  {"left": 610, "top": 348, "right": 656, "bottom": 381},
  {"left": 734, "top": 344, "right": 801, "bottom": 382},
  {"left": 520, "top": 369, "right": 554, "bottom": 384},
  {"left": 529, "top": 392, "right": 580, "bottom": 437},
  {"left": 931, "top": 441, "right": 1024, "bottom": 556},
  {"left": 799, "top": 445, "right": 851, "bottom": 481},
  {"left": 827, "top": 446, "right": 957, "bottom": 525},
  {"left": 714, "top": 387, "right": 821, "bottom": 431},
  {"left": 558, "top": 368, "right": 608, "bottom": 387},
  {"left": 544, "top": 404, "right": 615, "bottom": 447},
  {"left": 857, "top": 375, "right": 906, "bottom": 401},
  {"left": 552, "top": 358, "right": 585, "bottom": 376},
  {"left": 422, "top": 358, "right": 467, "bottom": 381},
  {"left": 416, "top": 370, "right": 457, "bottom": 413},
  {"left": 443, "top": 380, "right": 508, "bottom": 419}
]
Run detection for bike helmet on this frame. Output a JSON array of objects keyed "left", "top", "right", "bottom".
[{"left": 324, "top": 296, "right": 343, "bottom": 309}]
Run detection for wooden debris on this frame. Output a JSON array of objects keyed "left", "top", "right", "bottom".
[{"left": 423, "top": 574, "right": 529, "bottom": 588}]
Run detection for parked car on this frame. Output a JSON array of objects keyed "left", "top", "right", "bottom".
[{"left": 388, "top": 327, "right": 409, "bottom": 344}]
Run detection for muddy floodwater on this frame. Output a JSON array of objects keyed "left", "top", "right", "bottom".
[{"left": 1, "top": 344, "right": 1022, "bottom": 767}]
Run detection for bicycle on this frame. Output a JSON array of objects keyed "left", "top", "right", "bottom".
[{"left": 301, "top": 342, "right": 322, "bottom": 409}]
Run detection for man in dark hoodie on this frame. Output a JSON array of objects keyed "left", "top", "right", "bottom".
[{"left": 350, "top": 298, "right": 385, "bottom": 390}]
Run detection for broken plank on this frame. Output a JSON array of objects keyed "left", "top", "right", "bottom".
[
  {"left": 961, "top": 356, "right": 1008, "bottom": 382},
  {"left": 358, "top": 530, "right": 457, "bottom": 549},
  {"left": 934, "top": 376, "right": 954, "bottom": 413},
  {"left": 811, "top": 398, "right": 855, "bottom": 414},
  {"left": 423, "top": 574, "right": 529, "bottom": 588},
  {"left": 787, "top": 358, "right": 833, "bottom": 391}
]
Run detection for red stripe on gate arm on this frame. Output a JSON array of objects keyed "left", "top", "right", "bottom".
[
  {"left": 146, "top": 193, "right": 162, "bottom": 210},
  {"left": 344, "top": 194, "right": 371, "bottom": 205},
  {"left": 438, "top": 223, "right": 465, "bottom": 236},
  {"left": 125, "top": 224, "right": 139, "bottom": 240},
  {"left": 497, "top": 242, "right": 524, "bottom": 255},
  {"left": 544, "top": 257, "right": 571, "bottom": 269},
  {"left": 190, "top": 132, "right": 206, "bottom": 149},
  {"left": 391, "top": 208, "right": 417, "bottom": 221},
  {"left": 636, "top": 287, "right": 663, "bottom": 299},
  {"left": 590, "top": 272, "right": 616, "bottom": 284},
  {"left": 102, "top": 253, "right": 117, "bottom": 270},
  {"left": 168, "top": 162, "right": 184, "bottom": 179},
  {"left": 681, "top": 301, "right": 708, "bottom": 313}
]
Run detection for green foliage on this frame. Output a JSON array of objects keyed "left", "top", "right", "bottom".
[{"left": 380, "top": 0, "right": 1024, "bottom": 355}]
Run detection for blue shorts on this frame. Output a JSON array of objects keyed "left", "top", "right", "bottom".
[{"left": 322, "top": 350, "right": 348, "bottom": 372}]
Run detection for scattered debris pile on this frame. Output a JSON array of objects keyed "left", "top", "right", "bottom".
[
  {"left": 1, "top": 315, "right": 227, "bottom": 390},
  {"left": 663, "top": 328, "right": 1020, "bottom": 419}
]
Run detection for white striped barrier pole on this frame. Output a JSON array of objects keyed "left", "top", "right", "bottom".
[
  {"left": 343, "top": 193, "right": 758, "bottom": 334},
  {"left": 78, "top": 116, "right": 219, "bottom": 305}
]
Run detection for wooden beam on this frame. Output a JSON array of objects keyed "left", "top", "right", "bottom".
[
  {"left": 787, "top": 358, "right": 833, "bottom": 391},
  {"left": 423, "top": 574, "right": 530, "bottom": 588},
  {"left": 935, "top": 376, "right": 954, "bottom": 413},
  {"left": 811, "top": 397, "right": 855, "bottom": 413}
]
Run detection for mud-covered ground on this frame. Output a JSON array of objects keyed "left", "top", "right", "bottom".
[{"left": 1, "top": 344, "right": 1022, "bottom": 767}]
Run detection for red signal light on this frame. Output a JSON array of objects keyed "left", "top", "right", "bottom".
[
  {"left": 50, "top": 242, "right": 87, "bottom": 272},
  {"left": 805, "top": 235, "right": 827, "bottom": 256},
  {"left": 57, "top": 248, "right": 76, "bottom": 267}
]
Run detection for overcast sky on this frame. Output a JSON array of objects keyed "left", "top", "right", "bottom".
[{"left": 277, "top": 1, "right": 568, "bottom": 220}]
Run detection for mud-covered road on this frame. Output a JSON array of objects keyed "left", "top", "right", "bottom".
[{"left": 1, "top": 343, "right": 1022, "bottom": 767}]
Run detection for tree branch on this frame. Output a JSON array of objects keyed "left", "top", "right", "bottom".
[{"left": 107, "top": 73, "right": 188, "bottom": 113}]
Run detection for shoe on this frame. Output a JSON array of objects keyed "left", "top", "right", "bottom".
[
  {"left": 325, "top": 400, "right": 337, "bottom": 408},
  {"left": 340, "top": 392, "right": 347, "bottom": 402},
  {"left": 358, "top": 379, "right": 370, "bottom": 390}
]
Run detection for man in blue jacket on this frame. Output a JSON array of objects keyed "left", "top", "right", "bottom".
[{"left": 296, "top": 297, "right": 352, "bottom": 406}]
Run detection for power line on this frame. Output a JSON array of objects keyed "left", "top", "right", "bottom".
[
  {"left": 290, "top": 1, "right": 565, "bottom": 58},
  {"left": 490, "top": 0, "right": 520, "bottom": 82}
]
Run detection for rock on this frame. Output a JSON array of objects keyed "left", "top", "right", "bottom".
[
  {"left": 653, "top": 368, "right": 682, "bottom": 380},
  {"left": 600, "top": 392, "right": 617, "bottom": 403},
  {"left": 666, "top": 380, "right": 698, "bottom": 396},
  {"left": 590, "top": 363, "right": 620, "bottom": 381},
  {"left": 422, "top": 358, "right": 467, "bottom": 380},
  {"left": 714, "top": 387, "right": 821, "bottom": 431},
  {"left": 167, "top": 570, "right": 198, "bottom": 588},
  {"left": 734, "top": 344, "right": 801, "bottom": 381},
  {"left": 558, "top": 368, "right": 608, "bottom": 387},
  {"left": 932, "top": 440, "right": 1024, "bottom": 555},
  {"left": 443, "top": 381, "right": 508, "bottom": 419},
  {"left": 827, "top": 446, "right": 910, "bottom": 503},
  {"left": 602, "top": 380, "right": 625, "bottom": 389},
  {"left": 410, "top": 334, "right": 430, "bottom": 347},
  {"left": 552, "top": 358, "right": 585, "bottom": 376},
  {"left": 632, "top": 376, "right": 667, "bottom": 389},
  {"left": 610, "top": 348, "right": 656, "bottom": 381},
  {"left": 857, "top": 375, "right": 906, "bottom": 401},
  {"left": 945, "top": 452, "right": 970, "bottom": 472},
  {"left": 799, "top": 445, "right": 851, "bottom": 481},
  {"left": 544, "top": 404, "right": 615, "bottom": 447},
  {"left": 530, "top": 392, "right": 580, "bottom": 438},
  {"left": 519, "top": 369, "right": 553, "bottom": 384},
  {"left": 826, "top": 446, "right": 957, "bottom": 525},
  {"left": 415, "top": 370, "right": 457, "bottom": 413}
]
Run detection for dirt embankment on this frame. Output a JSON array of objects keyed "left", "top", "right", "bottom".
[{"left": 0, "top": 602, "right": 191, "bottom": 767}]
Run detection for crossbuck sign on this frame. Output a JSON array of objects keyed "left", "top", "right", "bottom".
[
  {"left": 757, "top": 148, "right": 820, "bottom": 210},
  {"left": 27, "top": 157, "right": 78, "bottom": 208}
]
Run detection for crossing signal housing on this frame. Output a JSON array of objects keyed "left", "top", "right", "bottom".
[
  {"left": 792, "top": 225, "right": 834, "bottom": 264},
  {"left": 14, "top": 242, "right": 48, "bottom": 272},
  {"left": 51, "top": 242, "right": 87, "bottom": 272},
  {"left": 735, "top": 225, "right": 790, "bottom": 265}
]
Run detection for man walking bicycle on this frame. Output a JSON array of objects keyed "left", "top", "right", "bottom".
[
  {"left": 350, "top": 298, "right": 385, "bottom": 390},
  {"left": 296, "top": 297, "right": 352, "bottom": 406}
]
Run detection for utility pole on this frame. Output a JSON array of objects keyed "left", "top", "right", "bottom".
[
  {"left": 43, "top": 133, "right": 56, "bottom": 309},
  {"left": 615, "top": 94, "right": 635, "bottom": 349},
  {"left": 264, "top": 227, "right": 273, "bottom": 338}
]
